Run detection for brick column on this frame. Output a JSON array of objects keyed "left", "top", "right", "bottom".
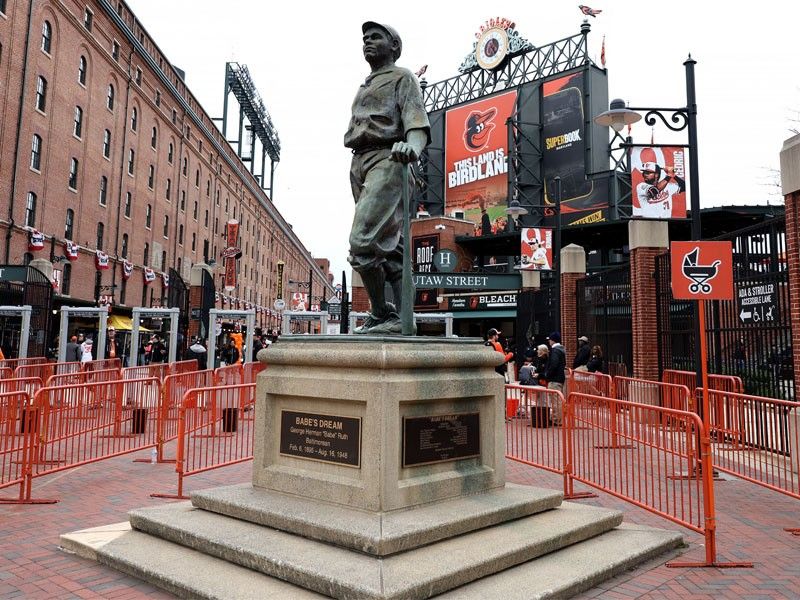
[
  {"left": 780, "top": 134, "right": 800, "bottom": 400},
  {"left": 629, "top": 220, "right": 669, "bottom": 381},
  {"left": 350, "top": 270, "right": 370, "bottom": 313},
  {"left": 560, "top": 244, "right": 586, "bottom": 361}
]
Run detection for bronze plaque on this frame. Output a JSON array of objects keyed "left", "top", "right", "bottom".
[
  {"left": 403, "top": 413, "right": 480, "bottom": 467},
  {"left": 279, "top": 410, "right": 361, "bottom": 468}
]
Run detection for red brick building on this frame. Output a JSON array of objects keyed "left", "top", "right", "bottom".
[{"left": 0, "top": 0, "right": 331, "bottom": 330}]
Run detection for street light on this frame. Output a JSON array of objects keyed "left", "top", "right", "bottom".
[{"left": 594, "top": 55, "right": 702, "bottom": 388}]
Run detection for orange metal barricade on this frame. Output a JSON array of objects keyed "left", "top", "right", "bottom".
[
  {"left": 153, "top": 370, "right": 218, "bottom": 462},
  {"left": 565, "top": 392, "right": 749, "bottom": 568},
  {"left": 242, "top": 361, "right": 266, "bottom": 384},
  {"left": 0, "top": 391, "right": 32, "bottom": 502},
  {"left": 568, "top": 370, "right": 614, "bottom": 397},
  {"left": 0, "top": 367, "right": 12, "bottom": 380},
  {"left": 171, "top": 360, "right": 199, "bottom": 375},
  {"left": 152, "top": 383, "right": 257, "bottom": 499},
  {"left": 613, "top": 377, "right": 693, "bottom": 412},
  {"left": 14, "top": 361, "right": 81, "bottom": 382},
  {"left": 505, "top": 385, "right": 564, "bottom": 474},
  {"left": 47, "top": 368, "right": 121, "bottom": 387},
  {"left": 83, "top": 358, "right": 122, "bottom": 372},
  {"left": 0, "top": 377, "right": 43, "bottom": 400},
  {"left": 122, "top": 363, "right": 171, "bottom": 382},
  {"left": 215, "top": 363, "right": 243, "bottom": 385},
  {"left": 662, "top": 369, "right": 744, "bottom": 394},
  {"left": 0, "top": 357, "right": 47, "bottom": 370}
]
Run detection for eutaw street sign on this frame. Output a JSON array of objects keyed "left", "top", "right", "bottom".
[{"left": 412, "top": 273, "right": 520, "bottom": 290}]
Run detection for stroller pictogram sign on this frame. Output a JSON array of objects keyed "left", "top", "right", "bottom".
[{"left": 670, "top": 241, "right": 733, "bottom": 300}]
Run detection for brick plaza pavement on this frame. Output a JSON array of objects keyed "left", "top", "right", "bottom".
[{"left": 1, "top": 447, "right": 799, "bottom": 599}]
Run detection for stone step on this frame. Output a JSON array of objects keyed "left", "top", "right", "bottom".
[
  {"left": 190, "top": 482, "right": 564, "bottom": 555},
  {"left": 61, "top": 519, "right": 683, "bottom": 600},
  {"left": 438, "top": 523, "right": 684, "bottom": 599},
  {"left": 122, "top": 500, "right": 623, "bottom": 599}
]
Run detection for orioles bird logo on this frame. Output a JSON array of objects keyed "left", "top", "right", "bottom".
[{"left": 464, "top": 108, "right": 497, "bottom": 151}]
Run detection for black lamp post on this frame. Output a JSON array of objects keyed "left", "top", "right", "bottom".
[{"left": 594, "top": 56, "right": 702, "bottom": 388}]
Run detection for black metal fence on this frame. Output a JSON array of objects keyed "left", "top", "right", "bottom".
[
  {"left": 656, "top": 217, "right": 793, "bottom": 400},
  {"left": 576, "top": 265, "right": 632, "bottom": 373},
  {"left": 0, "top": 265, "right": 52, "bottom": 358},
  {"left": 515, "top": 276, "right": 558, "bottom": 360}
]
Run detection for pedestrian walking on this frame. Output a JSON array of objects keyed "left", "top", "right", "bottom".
[
  {"left": 545, "top": 332, "right": 566, "bottom": 425},
  {"left": 587, "top": 345, "right": 604, "bottom": 373},
  {"left": 573, "top": 335, "right": 591, "bottom": 370}
]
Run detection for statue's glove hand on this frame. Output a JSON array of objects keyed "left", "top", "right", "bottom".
[{"left": 390, "top": 141, "right": 418, "bottom": 164}]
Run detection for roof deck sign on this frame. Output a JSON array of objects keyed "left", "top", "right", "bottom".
[{"left": 670, "top": 241, "right": 733, "bottom": 301}]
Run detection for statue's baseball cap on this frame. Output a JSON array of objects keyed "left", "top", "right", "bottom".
[{"left": 362, "top": 21, "right": 402, "bottom": 60}]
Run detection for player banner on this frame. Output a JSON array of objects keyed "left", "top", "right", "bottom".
[
  {"left": 631, "top": 147, "right": 687, "bottom": 219},
  {"left": 291, "top": 292, "right": 308, "bottom": 311},
  {"left": 520, "top": 227, "right": 553, "bottom": 271},
  {"left": 444, "top": 90, "right": 517, "bottom": 236},
  {"left": 542, "top": 72, "right": 607, "bottom": 226}
]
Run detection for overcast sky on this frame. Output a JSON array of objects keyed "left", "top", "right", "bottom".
[{"left": 127, "top": 1, "right": 800, "bottom": 282}]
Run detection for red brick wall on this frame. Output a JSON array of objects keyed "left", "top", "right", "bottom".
[
  {"left": 784, "top": 191, "right": 800, "bottom": 399},
  {"left": 351, "top": 286, "right": 370, "bottom": 313},
  {"left": 560, "top": 272, "right": 584, "bottom": 360},
  {"left": 631, "top": 247, "right": 666, "bottom": 381}
]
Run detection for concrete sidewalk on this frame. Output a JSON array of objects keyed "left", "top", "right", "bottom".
[{"left": 1, "top": 448, "right": 798, "bottom": 599}]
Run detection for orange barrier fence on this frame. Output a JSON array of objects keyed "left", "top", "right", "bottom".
[
  {"left": 122, "top": 363, "right": 171, "bottom": 382},
  {"left": 505, "top": 385, "right": 564, "bottom": 475},
  {"left": 243, "top": 361, "right": 266, "bottom": 383},
  {"left": 662, "top": 369, "right": 744, "bottom": 394},
  {"left": 215, "top": 364, "right": 244, "bottom": 385},
  {"left": 84, "top": 358, "right": 122, "bottom": 372},
  {"left": 708, "top": 390, "right": 800, "bottom": 502},
  {"left": 0, "top": 377, "right": 43, "bottom": 399},
  {"left": 613, "top": 377, "right": 693, "bottom": 412},
  {"left": 0, "top": 367, "right": 14, "bottom": 380},
  {"left": 14, "top": 361, "right": 81, "bottom": 381},
  {"left": 0, "top": 392, "right": 38, "bottom": 502},
  {"left": 0, "top": 357, "right": 47, "bottom": 370},
  {"left": 152, "top": 383, "right": 257, "bottom": 499},
  {"left": 172, "top": 360, "right": 199, "bottom": 375},
  {"left": 567, "top": 370, "right": 614, "bottom": 397},
  {"left": 47, "top": 368, "right": 121, "bottom": 387},
  {"left": 154, "top": 370, "right": 218, "bottom": 462}
]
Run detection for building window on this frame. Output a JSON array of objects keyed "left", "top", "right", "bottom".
[
  {"left": 41, "top": 21, "right": 52, "bottom": 54},
  {"left": 180, "top": 191, "right": 185, "bottom": 212},
  {"left": 128, "top": 149, "right": 135, "bottom": 175},
  {"left": 96, "top": 222, "right": 104, "bottom": 250},
  {"left": 0, "top": 1, "right": 6, "bottom": 16},
  {"left": 143, "top": 242, "right": 149, "bottom": 266},
  {"left": 30, "top": 134, "right": 42, "bottom": 170},
  {"left": 35, "top": 76, "right": 47, "bottom": 112},
  {"left": 155, "top": 90, "right": 161, "bottom": 107},
  {"left": 78, "top": 56, "right": 87, "bottom": 85},
  {"left": 172, "top": 109, "right": 177, "bottom": 124},
  {"left": 120, "top": 277, "right": 127, "bottom": 305},
  {"left": 25, "top": 192, "right": 37, "bottom": 227},
  {"left": 124, "top": 192, "right": 131, "bottom": 218},
  {"left": 145, "top": 204, "right": 152, "bottom": 229},
  {"left": 68, "top": 158, "right": 79, "bottom": 190},
  {"left": 163, "top": 215, "right": 169, "bottom": 238},
  {"left": 65, "top": 208, "right": 74, "bottom": 239},
  {"left": 204, "top": 209, "right": 209, "bottom": 227},
  {"left": 193, "top": 200, "right": 198, "bottom": 220},
  {"left": 195, "top": 169, "right": 199, "bottom": 187},
  {"left": 151, "top": 126, "right": 157, "bottom": 149},
  {"left": 130, "top": 107, "right": 137, "bottom": 131},
  {"left": 121, "top": 233, "right": 129, "bottom": 258},
  {"left": 62, "top": 263, "right": 72, "bottom": 295},
  {"left": 107, "top": 84, "right": 114, "bottom": 110},
  {"left": 206, "top": 179, "right": 210, "bottom": 197},
  {"left": 176, "top": 257, "right": 182, "bottom": 275},
  {"left": 99, "top": 175, "right": 108, "bottom": 205},
  {"left": 191, "top": 233, "right": 196, "bottom": 252},
  {"left": 103, "top": 129, "right": 111, "bottom": 158},
  {"left": 147, "top": 164, "right": 154, "bottom": 188},
  {"left": 161, "top": 251, "right": 167, "bottom": 270},
  {"left": 168, "top": 142, "right": 174, "bottom": 164},
  {"left": 112, "top": 41, "right": 120, "bottom": 61},
  {"left": 73, "top": 106, "right": 83, "bottom": 138},
  {"left": 135, "top": 67, "right": 141, "bottom": 85},
  {"left": 203, "top": 240, "right": 209, "bottom": 262},
  {"left": 84, "top": 7, "right": 93, "bottom": 31},
  {"left": 166, "top": 178, "right": 171, "bottom": 200},
  {"left": 178, "top": 224, "right": 184, "bottom": 245},
  {"left": 182, "top": 157, "right": 187, "bottom": 176}
]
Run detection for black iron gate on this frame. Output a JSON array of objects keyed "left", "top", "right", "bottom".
[
  {"left": 656, "top": 217, "right": 793, "bottom": 400},
  {"left": 515, "top": 275, "right": 558, "bottom": 359},
  {"left": 168, "top": 268, "right": 189, "bottom": 351},
  {"left": 0, "top": 265, "right": 53, "bottom": 358},
  {"left": 576, "top": 265, "right": 633, "bottom": 373}
]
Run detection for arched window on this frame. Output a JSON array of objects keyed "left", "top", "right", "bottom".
[
  {"left": 195, "top": 169, "right": 199, "bottom": 187},
  {"left": 167, "top": 142, "right": 174, "bottom": 164},
  {"left": 107, "top": 83, "right": 115, "bottom": 110},
  {"left": 145, "top": 204, "right": 152, "bottom": 228},
  {"left": 68, "top": 158, "right": 79, "bottom": 189},
  {"left": 41, "top": 21, "right": 52, "bottom": 53},
  {"left": 124, "top": 192, "right": 131, "bottom": 218},
  {"left": 166, "top": 178, "right": 171, "bottom": 200},
  {"left": 163, "top": 215, "right": 169, "bottom": 238},
  {"left": 143, "top": 242, "right": 149, "bottom": 266},
  {"left": 151, "top": 126, "right": 157, "bottom": 148},
  {"left": 96, "top": 222, "right": 104, "bottom": 250},
  {"left": 73, "top": 106, "right": 83, "bottom": 138},
  {"left": 35, "top": 76, "right": 47, "bottom": 111},
  {"left": 99, "top": 175, "right": 108, "bottom": 205},
  {"left": 103, "top": 129, "right": 111, "bottom": 158},
  {"left": 65, "top": 208, "right": 75, "bottom": 239},
  {"left": 179, "top": 224, "right": 184, "bottom": 245},
  {"left": 147, "top": 164, "right": 154, "bottom": 188},
  {"left": 182, "top": 156, "right": 188, "bottom": 176},
  {"left": 30, "top": 134, "right": 42, "bottom": 170},
  {"left": 121, "top": 233, "right": 129, "bottom": 258},
  {"left": 127, "top": 149, "right": 135, "bottom": 175},
  {"left": 62, "top": 263, "right": 72, "bottom": 295},
  {"left": 78, "top": 56, "right": 87, "bottom": 85},
  {"left": 130, "top": 107, "right": 137, "bottom": 131},
  {"left": 25, "top": 192, "right": 37, "bottom": 227}
]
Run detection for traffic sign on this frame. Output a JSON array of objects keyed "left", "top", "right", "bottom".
[
  {"left": 670, "top": 241, "right": 733, "bottom": 301},
  {"left": 274, "top": 298, "right": 286, "bottom": 310},
  {"left": 737, "top": 282, "right": 777, "bottom": 323}
]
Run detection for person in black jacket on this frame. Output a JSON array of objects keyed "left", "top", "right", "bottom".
[
  {"left": 545, "top": 332, "right": 566, "bottom": 425},
  {"left": 587, "top": 345, "right": 603, "bottom": 373},
  {"left": 573, "top": 335, "right": 591, "bottom": 370},
  {"left": 184, "top": 338, "right": 208, "bottom": 370},
  {"left": 221, "top": 340, "right": 239, "bottom": 366}
]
